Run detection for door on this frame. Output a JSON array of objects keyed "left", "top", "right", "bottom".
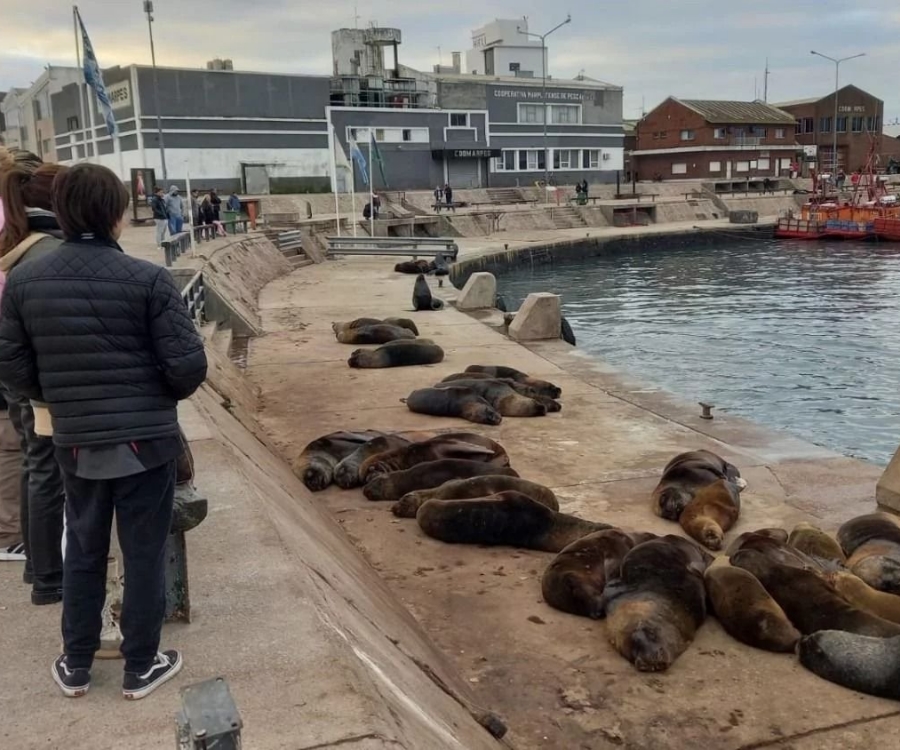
[
  {"left": 448, "top": 158, "right": 481, "bottom": 189},
  {"left": 244, "top": 164, "right": 270, "bottom": 195}
]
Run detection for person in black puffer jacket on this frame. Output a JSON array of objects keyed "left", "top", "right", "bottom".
[{"left": 0, "top": 164, "right": 207, "bottom": 700}]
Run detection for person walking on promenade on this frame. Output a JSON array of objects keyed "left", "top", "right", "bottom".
[
  {"left": 0, "top": 163, "right": 208, "bottom": 700},
  {"left": 444, "top": 183, "right": 454, "bottom": 212},
  {"left": 209, "top": 188, "right": 221, "bottom": 222},
  {"left": 164, "top": 186, "right": 184, "bottom": 236},
  {"left": 0, "top": 150, "right": 68, "bottom": 600},
  {"left": 433, "top": 185, "right": 442, "bottom": 213},
  {"left": 150, "top": 185, "right": 168, "bottom": 247}
]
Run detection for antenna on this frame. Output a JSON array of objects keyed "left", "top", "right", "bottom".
[
  {"left": 353, "top": 2, "right": 360, "bottom": 29},
  {"left": 763, "top": 57, "right": 770, "bottom": 102},
  {"left": 754, "top": 76, "right": 758, "bottom": 101}
]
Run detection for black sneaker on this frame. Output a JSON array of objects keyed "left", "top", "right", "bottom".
[
  {"left": 51, "top": 655, "right": 90, "bottom": 698},
  {"left": 122, "top": 650, "right": 183, "bottom": 700},
  {"left": 32, "top": 588, "right": 63, "bottom": 606}
]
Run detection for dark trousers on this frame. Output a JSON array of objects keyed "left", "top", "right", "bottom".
[
  {"left": 62, "top": 460, "right": 176, "bottom": 673},
  {"left": 6, "top": 395, "right": 64, "bottom": 593}
]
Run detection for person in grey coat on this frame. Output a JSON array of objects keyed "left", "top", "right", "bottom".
[{"left": 164, "top": 186, "right": 184, "bottom": 236}]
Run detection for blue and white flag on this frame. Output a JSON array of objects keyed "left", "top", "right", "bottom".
[
  {"left": 76, "top": 7, "right": 118, "bottom": 137},
  {"left": 349, "top": 136, "right": 369, "bottom": 186}
]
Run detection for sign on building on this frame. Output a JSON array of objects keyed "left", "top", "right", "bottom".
[{"left": 107, "top": 80, "right": 132, "bottom": 111}]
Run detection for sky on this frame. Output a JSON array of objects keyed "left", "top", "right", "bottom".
[{"left": 2, "top": 0, "right": 898, "bottom": 123}]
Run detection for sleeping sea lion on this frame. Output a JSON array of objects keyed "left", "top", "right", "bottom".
[
  {"left": 464, "top": 365, "right": 561, "bottom": 400},
  {"left": 600, "top": 535, "right": 712, "bottom": 672},
  {"left": 333, "top": 317, "right": 419, "bottom": 336},
  {"left": 837, "top": 513, "right": 900, "bottom": 594},
  {"left": 292, "top": 431, "right": 386, "bottom": 491},
  {"left": 363, "top": 459, "right": 519, "bottom": 502},
  {"left": 394, "top": 259, "right": 434, "bottom": 274},
  {"left": 392, "top": 475, "right": 558, "bottom": 518},
  {"left": 359, "top": 433, "right": 509, "bottom": 481},
  {"left": 335, "top": 324, "right": 416, "bottom": 345},
  {"left": 678, "top": 478, "right": 740, "bottom": 550},
  {"left": 433, "top": 379, "right": 547, "bottom": 418},
  {"left": 405, "top": 387, "right": 502, "bottom": 426},
  {"left": 412, "top": 274, "right": 444, "bottom": 311},
  {"left": 349, "top": 340, "right": 444, "bottom": 369},
  {"left": 788, "top": 522, "right": 846, "bottom": 565},
  {"left": 542, "top": 529, "right": 657, "bottom": 618},
  {"left": 730, "top": 549, "right": 900, "bottom": 638},
  {"left": 652, "top": 450, "right": 745, "bottom": 522},
  {"left": 726, "top": 528, "right": 789, "bottom": 552},
  {"left": 333, "top": 434, "right": 414, "bottom": 490},
  {"left": 728, "top": 533, "right": 829, "bottom": 573},
  {"left": 704, "top": 564, "right": 800, "bottom": 653},
  {"left": 416, "top": 491, "right": 611, "bottom": 552},
  {"left": 439, "top": 373, "right": 562, "bottom": 412},
  {"left": 826, "top": 570, "right": 900, "bottom": 625},
  {"left": 799, "top": 631, "right": 900, "bottom": 700}
]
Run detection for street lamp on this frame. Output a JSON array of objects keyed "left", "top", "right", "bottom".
[
  {"left": 144, "top": 0, "right": 168, "bottom": 181},
  {"left": 810, "top": 50, "right": 865, "bottom": 176},
  {"left": 518, "top": 15, "right": 572, "bottom": 199}
]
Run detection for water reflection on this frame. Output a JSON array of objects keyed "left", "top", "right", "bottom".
[{"left": 497, "top": 238, "right": 900, "bottom": 465}]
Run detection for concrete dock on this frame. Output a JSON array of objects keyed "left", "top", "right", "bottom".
[{"left": 1, "top": 222, "right": 897, "bottom": 749}]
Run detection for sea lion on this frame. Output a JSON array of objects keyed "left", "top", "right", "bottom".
[
  {"left": 799, "top": 631, "right": 900, "bottom": 700},
  {"left": 826, "top": 570, "right": 900, "bottom": 625},
  {"left": 405, "top": 387, "right": 502, "bottom": 426},
  {"left": 394, "top": 259, "right": 434, "bottom": 274},
  {"left": 728, "top": 532, "right": 829, "bottom": 573},
  {"left": 837, "top": 513, "right": 900, "bottom": 594},
  {"left": 730, "top": 549, "right": 900, "bottom": 638},
  {"left": 600, "top": 535, "right": 712, "bottom": 672},
  {"left": 725, "top": 528, "right": 789, "bottom": 554},
  {"left": 788, "top": 522, "right": 846, "bottom": 565},
  {"left": 433, "top": 379, "right": 547, "bottom": 418},
  {"left": 704, "top": 564, "right": 800, "bottom": 653},
  {"left": 412, "top": 274, "right": 444, "bottom": 311},
  {"left": 333, "top": 434, "right": 414, "bottom": 490},
  {"left": 542, "top": 529, "right": 657, "bottom": 619},
  {"left": 335, "top": 324, "right": 416, "bottom": 345},
  {"left": 678, "top": 479, "right": 740, "bottom": 550},
  {"left": 439, "top": 374, "right": 562, "bottom": 412},
  {"left": 416, "top": 491, "right": 612, "bottom": 552},
  {"left": 392, "top": 475, "right": 559, "bottom": 518},
  {"left": 652, "top": 450, "right": 745, "bottom": 522},
  {"left": 464, "top": 365, "right": 562, "bottom": 400},
  {"left": 359, "top": 433, "right": 509, "bottom": 481},
  {"left": 363, "top": 459, "right": 519, "bottom": 502},
  {"left": 560, "top": 316, "right": 576, "bottom": 346},
  {"left": 292, "top": 431, "right": 385, "bottom": 491},
  {"left": 333, "top": 317, "right": 419, "bottom": 336},
  {"left": 349, "top": 340, "right": 445, "bottom": 369}
]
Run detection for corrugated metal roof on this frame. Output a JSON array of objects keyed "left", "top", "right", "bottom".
[
  {"left": 676, "top": 98, "right": 796, "bottom": 124},
  {"left": 771, "top": 96, "right": 820, "bottom": 108}
]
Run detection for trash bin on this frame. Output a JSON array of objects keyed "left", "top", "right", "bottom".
[
  {"left": 222, "top": 210, "right": 239, "bottom": 223},
  {"left": 576, "top": 192, "right": 588, "bottom": 206}
]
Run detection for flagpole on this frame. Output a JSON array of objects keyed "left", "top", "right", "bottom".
[
  {"left": 368, "top": 132, "right": 374, "bottom": 237},
  {"left": 329, "top": 125, "right": 341, "bottom": 237},
  {"left": 349, "top": 144, "right": 358, "bottom": 237},
  {"left": 73, "top": 6, "right": 89, "bottom": 162}
]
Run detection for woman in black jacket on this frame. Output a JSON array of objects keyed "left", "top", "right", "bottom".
[{"left": 0, "top": 164, "right": 208, "bottom": 701}]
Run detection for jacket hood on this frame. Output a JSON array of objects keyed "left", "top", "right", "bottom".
[
  {"left": 26, "top": 207, "right": 64, "bottom": 238},
  {"left": 168, "top": 186, "right": 179, "bottom": 195}
]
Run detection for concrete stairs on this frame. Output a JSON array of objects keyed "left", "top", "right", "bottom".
[
  {"left": 548, "top": 205, "right": 587, "bottom": 229},
  {"left": 487, "top": 187, "right": 524, "bottom": 204}
]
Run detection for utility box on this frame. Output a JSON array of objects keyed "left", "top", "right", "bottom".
[{"left": 175, "top": 677, "right": 242, "bottom": 749}]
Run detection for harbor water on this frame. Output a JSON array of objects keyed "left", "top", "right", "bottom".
[{"left": 497, "top": 237, "right": 900, "bottom": 465}]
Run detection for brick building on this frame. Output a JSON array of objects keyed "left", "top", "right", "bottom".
[
  {"left": 631, "top": 97, "right": 799, "bottom": 181},
  {"left": 775, "top": 85, "right": 883, "bottom": 173}
]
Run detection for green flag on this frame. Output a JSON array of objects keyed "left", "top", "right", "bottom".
[{"left": 371, "top": 133, "right": 388, "bottom": 187}]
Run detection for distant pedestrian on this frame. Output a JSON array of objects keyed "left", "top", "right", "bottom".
[
  {"left": 150, "top": 186, "right": 168, "bottom": 247},
  {"left": 189, "top": 190, "right": 200, "bottom": 227},
  {"left": 227, "top": 192, "right": 241, "bottom": 213},
  {"left": 836, "top": 170, "right": 846, "bottom": 191},
  {"left": 164, "top": 186, "right": 183, "bottom": 236},
  {"left": 209, "top": 189, "right": 221, "bottom": 222},
  {"left": 444, "top": 183, "right": 454, "bottom": 212},
  {"left": 433, "top": 185, "right": 442, "bottom": 213},
  {"left": 581, "top": 179, "right": 589, "bottom": 197},
  {"left": 851, "top": 170, "right": 861, "bottom": 188}
]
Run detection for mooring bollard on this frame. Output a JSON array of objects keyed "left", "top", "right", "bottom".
[
  {"left": 175, "top": 677, "right": 242, "bottom": 750},
  {"left": 699, "top": 402, "right": 715, "bottom": 420}
]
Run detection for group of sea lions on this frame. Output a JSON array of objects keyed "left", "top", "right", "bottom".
[
  {"left": 404, "top": 365, "right": 563, "bottom": 425},
  {"left": 333, "top": 317, "right": 446, "bottom": 369}
]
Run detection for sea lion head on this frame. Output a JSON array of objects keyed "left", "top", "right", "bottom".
[
  {"left": 627, "top": 620, "right": 678, "bottom": 672},
  {"left": 653, "top": 486, "right": 692, "bottom": 521},
  {"left": 348, "top": 349, "right": 368, "bottom": 368},
  {"left": 853, "top": 555, "right": 900, "bottom": 595},
  {"left": 463, "top": 401, "right": 503, "bottom": 426},
  {"left": 363, "top": 474, "right": 393, "bottom": 502},
  {"left": 302, "top": 465, "right": 332, "bottom": 492}
]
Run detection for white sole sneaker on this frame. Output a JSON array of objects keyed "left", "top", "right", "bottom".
[
  {"left": 123, "top": 650, "right": 184, "bottom": 701},
  {"left": 51, "top": 657, "right": 90, "bottom": 698}
]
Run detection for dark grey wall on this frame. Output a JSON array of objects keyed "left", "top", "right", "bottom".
[{"left": 142, "top": 118, "right": 328, "bottom": 131}]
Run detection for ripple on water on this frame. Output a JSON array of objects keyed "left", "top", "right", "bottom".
[{"left": 498, "top": 237, "right": 900, "bottom": 465}]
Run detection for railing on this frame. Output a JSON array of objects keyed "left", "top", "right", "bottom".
[
  {"left": 730, "top": 136, "right": 763, "bottom": 148},
  {"left": 181, "top": 269, "right": 206, "bottom": 326},
  {"left": 326, "top": 235, "right": 459, "bottom": 260},
  {"left": 161, "top": 231, "right": 191, "bottom": 267}
]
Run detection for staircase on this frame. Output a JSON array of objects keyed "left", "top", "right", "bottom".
[
  {"left": 548, "top": 206, "right": 587, "bottom": 229},
  {"left": 487, "top": 188, "right": 525, "bottom": 204},
  {"left": 274, "top": 230, "right": 314, "bottom": 269}
]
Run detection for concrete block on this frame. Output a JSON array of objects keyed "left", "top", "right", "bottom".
[
  {"left": 876, "top": 444, "right": 900, "bottom": 515},
  {"left": 508, "top": 292, "right": 561, "bottom": 341},
  {"left": 457, "top": 272, "right": 497, "bottom": 311},
  {"left": 729, "top": 209, "right": 759, "bottom": 224}
]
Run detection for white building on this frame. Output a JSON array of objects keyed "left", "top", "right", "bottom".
[{"left": 466, "top": 19, "right": 547, "bottom": 78}]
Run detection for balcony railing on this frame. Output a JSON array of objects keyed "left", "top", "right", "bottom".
[{"left": 730, "top": 136, "right": 762, "bottom": 148}]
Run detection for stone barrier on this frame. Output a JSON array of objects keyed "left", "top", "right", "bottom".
[{"left": 508, "top": 292, "right": 562, "bottom": 341}]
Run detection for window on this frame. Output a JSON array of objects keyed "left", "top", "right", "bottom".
[
  {"left": 32, "top": 99, "right": 43, "bottom": 120},
  {"left": 680, "top": 130, "right": 695, "bottom": 141},
  {"left": 866, "top": 116, "right": 877, "bottom": 132},
  {"left": 449, "top": 113, "right": 468, "bottom": 127},
  {"left": 757, "top": 158, "right": 770, "bottom": 170},
  {"left": 820, "top": 117, "right": 832, "bottom": 133},
  {"left": 42, "top": 139, "right": 51, "bottom": 156},
  {"left": 583, "top": 149, "right": 600, "bottom": 169},
  {"left": 795, "top": 120, "right": 802, "bottom": 135},
  {"left": 66, "top": 115, "right": 80, "bottom": 132},
  {"left": 748, "top": 126, "right": 767, "bottom": 137},
  {"left": 736, "top": 161, "right": 750, "bottom": 172},
  {"left": 518, "top": 149, "right": 544, "bottom": 171},
  {"left": 775, "top": 128, "right": 785, "bottom": 139},
  {"left": 803, "top": 118, "right": 815, "bottom": 134},
  {"left": 518, "top": 104, "right": 544, "bottom": 124},
  {"left": 836, "top": 116, "right": 848, "bottom": 133},
  {"left": 851, "top": 116, "right": 864, "bottom": 133},
  {"left": 554, "top": 149, "right": 577, "bottom": 169},
  {"left": 549, "top": 104, "right": 580, "bottom": 124},
  {"left": 671, "top": 163, "right": 687, "bottom": 175},
  {"left": 713, "top": 127, "right": 726, "bottom": 140},
  {"left": 709, "top": 161, "right": 722, "bottom": 172}
]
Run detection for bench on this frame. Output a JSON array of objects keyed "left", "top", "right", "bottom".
[
  {"left": 615, "top": 192, "right": 658, "bottom": 202},
  {"left": 432, "top": 201, "right": 467, "bottom": 211},
  {"left": 327, "top": 235, "right": 459, "bottom": 261},
  {"left": 193, "top": 218, "right": 250, "bottom": 242}
]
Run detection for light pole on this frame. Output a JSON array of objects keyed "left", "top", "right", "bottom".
[
  {"left": 518, "top": 15, "right": 571, "bottom": 199},
  {"left": 144, "top": 0, "right": 168, "bottom": 181},
  {"left": 810, "top": 50, "right": 865, "bottom": 176}
]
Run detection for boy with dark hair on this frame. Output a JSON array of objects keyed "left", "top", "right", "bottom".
[{"left": 0, "top": 163, "right": 208, "bottom": 700}]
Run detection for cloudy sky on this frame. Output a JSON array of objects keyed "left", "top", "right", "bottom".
[{"left": 3, "top": 0, "right": 898, "bottom": 122}]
